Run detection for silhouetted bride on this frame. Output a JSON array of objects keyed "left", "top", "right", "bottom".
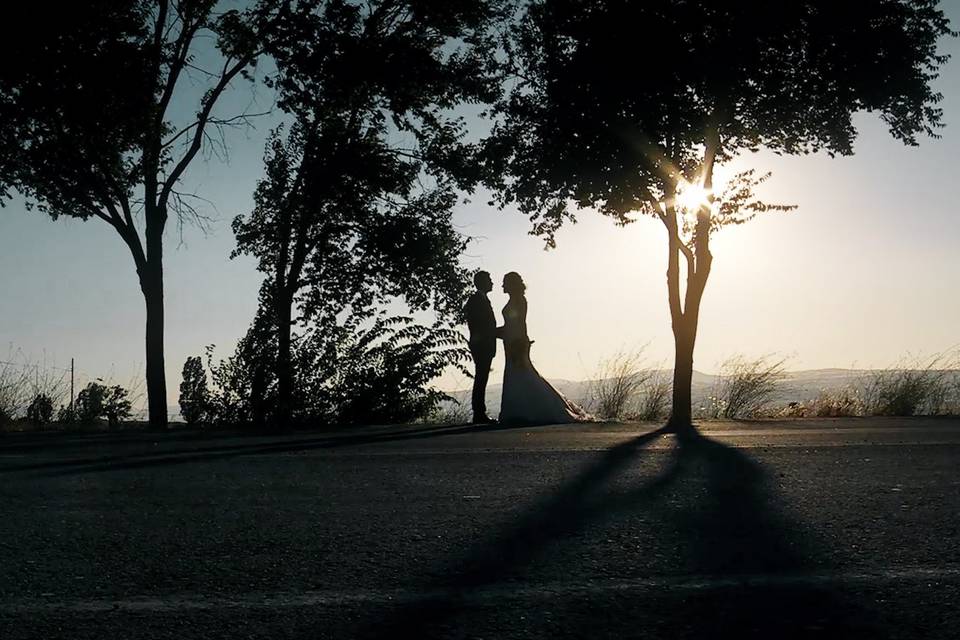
[{"left": 498, "top": 272, "right": 590, "bottom": 425}]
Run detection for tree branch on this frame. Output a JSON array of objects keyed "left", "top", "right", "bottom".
[
  {"left": 663, "top": 200, "right": 684, "bottom": 322},
  {"left": 156, "top": 6, "right": 204, "bottom": 125},
  {"left": 158, "top": 55, "right": 254, "bottom": 211}
]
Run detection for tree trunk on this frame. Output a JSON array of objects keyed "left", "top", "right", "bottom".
[
  {"left": 670, "top": 322, "right": 696, "bottom": 428},
  {"left": 665, "top": 121, "right": 719, "bottom": 430},
  {"left": 140, "top": 251, "right": 168, "bottom": 430},
  {"left": 274, "top": 291, "right": 293, "bottom": 430}
]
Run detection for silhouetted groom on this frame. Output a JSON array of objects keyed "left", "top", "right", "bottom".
[{"left": 464, "top": 271, "right": 497, "bottom": 424}]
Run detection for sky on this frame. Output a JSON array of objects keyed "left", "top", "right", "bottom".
[{"left": 2, "top": 1, "right": 959, "bottom": 413}]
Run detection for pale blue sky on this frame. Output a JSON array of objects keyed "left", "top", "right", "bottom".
[{"left": 2, "top": 2, "right": 959, "bottom": 412}]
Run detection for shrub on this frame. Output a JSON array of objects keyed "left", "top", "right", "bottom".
[
  {"left": 708, "top": 355, "right": 788, "bottom": 419},
  {"left": 311, "top": 317, "right": 468, "bottom": 425},
  {"left": 205, "top": 314, "right": 469, "bottom": 427},
  {"left": 26, "top": 393, "right": 54, "bottom": 426},
  {"left": 179, "top": 356, "right": 211, "bottom": 425},
  {"left": 75, "top": 382, "right": 132, "bottom": 428}
]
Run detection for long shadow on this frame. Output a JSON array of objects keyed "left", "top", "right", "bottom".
[
  {"left": 0, "top": 427, "right": 273, "bottom": 454},
  {"left": 0, "top": 421, "right": 545, "bottom": 476},
  {"left": 339, "top": 424, "right": 888, "bottom": 639},
  {"left": 665, "top": 430, "right": 885, "bottom": 638},
  {"left": 336, "top": 425, "right": 677, "bottom": 637}
]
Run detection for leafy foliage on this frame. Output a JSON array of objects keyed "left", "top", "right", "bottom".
[
  {"left": 206, "top": 313, "right": 469, "bottom": 426},
  {"left": 75, "top": 382, "right": 133, "bottom": 427},
  {"left": 303, "top": 315, "right": 471, "bottom": 425},
  {"left": 0, "top": 1, "right": 292, "bottom": 427},
  {"left": 179, "top": 356, "right": 212, "bottom": 425},
  {"left": 26, "top": 394, "right": 54, "bottom": 426},
  {"left": 0, "top": 1, "right": 278, "bottom": 223},
  {"left": 204, "top": 310, "right": 279, "bottom": 426},
  {"left": 227, "top": 0, "right": 507, "bottom": 426},
  {"left": 486, "top": 0, "right": 953, "bottom": 236}
]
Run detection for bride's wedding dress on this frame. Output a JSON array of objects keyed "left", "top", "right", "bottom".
[{"left": 498, "top": 296, "right": 590, "bottom": 425}]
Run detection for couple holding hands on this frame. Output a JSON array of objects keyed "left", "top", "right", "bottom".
[{"left": 464, "top": 271, "right": 589, "bottom": 426}]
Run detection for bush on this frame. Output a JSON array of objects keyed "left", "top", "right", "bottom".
[
  {"left": 56, "top": 405, "right": 75, "bottom": 424},
  {"left": 707, "top": 355, "right": 787, "bottom": 419},
  {"left": 308, "top": 317, "right": 468, "bottom": 425},
  {"left": 75, "top": 382, "right": 132, "bottom": 428},
  {"left": 204, "top": 313, "right": 469, "bottom": 427},
  {"left": 26, "top": 394, "right": 54, "bottom": 425},
  {"left": 179, "top": 356, "right": 212, "bottom": 425}
]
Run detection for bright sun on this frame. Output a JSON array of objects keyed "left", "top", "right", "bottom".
[{"left": 675, "top": 180, "right": 713, "bottom": 212}]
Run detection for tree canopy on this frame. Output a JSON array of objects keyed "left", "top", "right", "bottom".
[{"left": 486, "top": 0, "right": 954, "bottom": 238}]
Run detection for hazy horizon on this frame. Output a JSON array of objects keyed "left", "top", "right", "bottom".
[{"left": 2, "top": 0, "right": 959, "bottom": 412}]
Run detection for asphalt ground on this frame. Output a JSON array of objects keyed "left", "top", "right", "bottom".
[{"left": 0, "top": 417, "right": 958, "bottom": 639}]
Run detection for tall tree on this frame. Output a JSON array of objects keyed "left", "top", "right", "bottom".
[
  {"left": 485, "top": 0, "right": 954, "bottom": 427},
  {"left": 232, "top": 0, "right": 506, "bottom": 427},
  {"left": 0, "top": 1, "right": 284, "bottom": 427}
]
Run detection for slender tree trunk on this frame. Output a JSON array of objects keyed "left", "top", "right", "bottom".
[
  {"left": 250, "top": 359, "right": 268, "bottom": 428},
  {"left": 665, "top": 121, "right": 720, "bottom": 430},
  {"left": 140, "top": 217, "right": 168, "bottom": 429},
  {"left": 670, "top": 322, "right": 696, "bottom": 427},
  {"left": 274, "top": 290, "right": 294, "bottom": 430}
]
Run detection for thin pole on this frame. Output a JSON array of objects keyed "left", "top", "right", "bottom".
[{"left": 70, "top": 358, "right": 75, "bottom": 420}]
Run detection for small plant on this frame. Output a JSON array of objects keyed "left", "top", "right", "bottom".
[
  {"left": 708, "top": 355, "right": 788, "bottom": 419},
  {"left": 179, "top": 356, "right": 212, "bottom": 425},
  {"left": 586, "top": 349, "right": 651, "bottom": 420}
]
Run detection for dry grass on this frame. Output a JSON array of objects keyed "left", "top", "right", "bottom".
[
  {"left": 585, "top": 349, "right": 652, "bottom": 420},
  {"left": 0, "top": 358, "right": 30, "bottom": 426},
  {"left": 705, "top": 355, "right": 788, "bottom": 419},
  {"left": 863, "top": 352, "right": 960, "bottom": 416},
  {"left": 809, "top": 387, "right": 866, "bottom": 417},
  {"left": 424, "top": 398, "right": 473, "bottom": 425},
  {"left": 630, "top": 368, "right": 672, "bottom": 421}
]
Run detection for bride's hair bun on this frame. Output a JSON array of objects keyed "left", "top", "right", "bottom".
[{"left": 504, "top": 271, "right": 526, "bottom": 294}]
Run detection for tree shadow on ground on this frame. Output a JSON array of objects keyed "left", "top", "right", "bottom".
[
  {"left": 339, "top": 424, "right": 887, "bottom": 639},
  {"left": 0, "top": 421, "right": 550, "bottom": 476}
]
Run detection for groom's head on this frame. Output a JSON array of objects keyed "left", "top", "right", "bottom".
[{"left": 474, "top": 270, "right": 493, "bottom": 293}]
